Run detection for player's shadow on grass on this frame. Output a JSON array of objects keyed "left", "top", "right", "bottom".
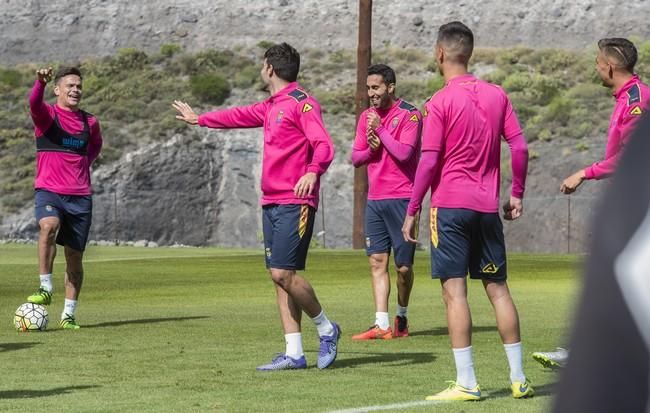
[
  {"left": 0, "top": 385, "right": 99, "bottom": 399},
  {"left": 332, "top": 351, "right": 435, "bottom": 368},
  {"left": 488, "top": 382, "right": 557, "bottom": 398},
  {"left": 0, "top": 342, "right": 41, "bottom": 352},
  {"left": 83, "top": 316, "right": 210, "bottom": 329},
  {"left": 408, "top": 325, "right": 498, "bottom": 337}
]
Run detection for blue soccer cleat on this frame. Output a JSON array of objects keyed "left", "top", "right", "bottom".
[
  {"left": 317, "top": 322, "right": 341, "bottom": 369},
  {"left": 256, "top": 353, "right": 307, "bottom": 371}
]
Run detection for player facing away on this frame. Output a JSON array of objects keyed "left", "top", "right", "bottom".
[
  {"left": 402, "top": 22, "right": 533, "bottom": 401},
  {"left": 533, "top": 37, "right": 650, "bottom": 369},
  {"left": 27, "top": 66, "right": 103, "bottom": 329},
  {"left": 173, "top": 43, "right": 340, "bottom": 371},
  {"left": 350, "top": 64, "right": 422, "bottom": 340}
]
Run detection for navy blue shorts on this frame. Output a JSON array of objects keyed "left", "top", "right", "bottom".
[
  {"left": 429, "top": 207, "right": 507, "bottom": 281},
  {"left": 34, "top": 189, "right": 93, "bottom": 252},
  {"left": 262, "top": 204, "right": 315, "bottom": 271},
  {"left": 365, "top": 199, "right": 416, "bottom": 267}
]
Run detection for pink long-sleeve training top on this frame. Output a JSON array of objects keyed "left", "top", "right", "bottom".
[
  {"left": 30, "top": 80, "right": 103, "bottom": 195},
  {"left": 351, "top": 99, "right": 422, "bottom": 200},
  {"left": 408, "top": 74, "right": 528, "bottom": 216},
  {"left": 198, "top": 82, "right": 334, "bottom": 209},
  {"left": 584, "top": 74, "right": 650, "bottom": 180}
]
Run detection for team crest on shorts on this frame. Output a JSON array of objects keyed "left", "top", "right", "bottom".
[
  {"left": 45, "top": 205, "right": 53, "bottom": 212},
  {"left": 365, "top": 237, "right": 371, "bottom": 248},
  {"left": 265, "top": 247, "right": 272, "bottom": 258},
  {"left": 391, "top": 117, "right": 399, "bottom": 128}
]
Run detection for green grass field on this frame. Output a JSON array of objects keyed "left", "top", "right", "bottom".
[{"left": 0, "top": 245, "right": 581, "bottom": 412}]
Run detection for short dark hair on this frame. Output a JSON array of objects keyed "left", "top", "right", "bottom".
[
  {"left": 368, "top": 64, "right": 396, "bottom": 85},
  {"left": 263, "top": 43, "right": 300, "bottom": 82},
  {"left": 598, "top": 38, "right": 638, "bottom": 73},
  {"left": 437, "top": 21, "right": 474, "bottom": 64},
  {"left": 54, "top": 67, "right": 83, "bottom": 84}
]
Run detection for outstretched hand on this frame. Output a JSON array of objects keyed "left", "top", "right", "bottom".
[
  {"left": 36, "top": 67, "right": 53, "bottom": 84},
  {"left": 560, "top": 170, "right": 585, "bottom": 194},
  {"left": 172, "top": 100, "right": 199, "bottom": 125}
]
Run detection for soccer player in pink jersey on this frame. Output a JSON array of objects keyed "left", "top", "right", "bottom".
[
  {"left": 561, "top": 38, "right": 649, "bottom": 193},
  {"left": 534, "top": 38, "right": 649, "bottom": 370},
  {"left": 26, "top": 66, "right": 103, "bottom": 330},
  {"left": 351, "top": 64, "right": 421, "bottom": 340},
  {"left": 173, "top": 43, "right": 340, "bottom": 371},
  {"left": 402, "top": 22, "right": 533, "bottom": 400}
]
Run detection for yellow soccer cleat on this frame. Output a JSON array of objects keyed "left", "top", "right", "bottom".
[
  {"left": 59, "top": 314, "right": 80, "bottom": 330},
  {"left": 511, "top": 380, "right": 535, "bottom": 399},
  {"left": 425, "top": 381, "right": 482, "bottom": 401}
]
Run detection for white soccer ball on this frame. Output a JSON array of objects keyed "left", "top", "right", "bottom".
[{"left": 14, "top": 303, "right": 48, "bottom": 332}]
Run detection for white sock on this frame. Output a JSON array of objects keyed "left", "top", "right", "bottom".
[
  {"left": 375, "top": 312, "right": 390, "bottom": 330},
  {"left": 504, "top": 342, "right": 526, "bottom": 383},
  {"left": 453, "top": 346, "right": 478, "bottom": 389},
  {"left": 284, "top": 333, "right": 304, "bottom": 359},
  {"left": 39, "top": 274, "right": 53, "bottom": 293},
  {"left": 396, "top": 304, "right": 408, "bottom": 318},
  {"left": 311, "top": 310, "right": 334, "bottom": 337},
  {"left": 62, "top": 299, "right": 77, "bottom": 319}
]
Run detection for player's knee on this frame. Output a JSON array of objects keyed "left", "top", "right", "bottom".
[
  {"left": 368, "top": 254, "right": 387, "bottom": 273},
  {"left": 39, "top": 220, "right": 59, "bottom": 236},
  {"left": 442, "top": 286, "right": 467, "bottom": 306},
  {"left": 269, "top": 269, "right": 294, "bottom": 287},
  {"left": 396, "top": 265, "right": 411, "bottom": 278}
]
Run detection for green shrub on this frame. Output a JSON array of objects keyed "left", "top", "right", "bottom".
[
  {"left": 160, "top": 44, "right": 182, "bottom": 58},
  {"left": 0, "top": 68, "right": 21, "bottom": 87},
  {"left": 189, "top": 73, "right": 231, "bottom": 104},
  {"left": 233, "top": 64, "right": 260, "bottom": 88},
  {"left": 257, "top": 40, "right": 275, "bottom": 50},
  {"left": 113, "top": 48, "right": 149, "bottom": 71},
  {"left": 316, "top": 87, "right": 354, "bottom": 115}
]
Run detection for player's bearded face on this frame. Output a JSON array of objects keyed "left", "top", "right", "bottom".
[
  {"left": 367, "top": 74, "right": 392, "bottom": 109},
  {"left": 54, "top": 75, "right": 83, "bottom": 109},
  {"left": 260, "top": 60, "right": 272, "bottom": 86},
  {"left": 595, "top": 52, "right": 613, "bottom": 87}
]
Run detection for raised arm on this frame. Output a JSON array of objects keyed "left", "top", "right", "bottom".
[{"left": 29, "top": 67, "right": 55, "bottom": 132}]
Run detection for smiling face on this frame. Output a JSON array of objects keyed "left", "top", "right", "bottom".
[
  {"left": 54, "top": 74, "right": 83, "bottom": 109},
  {"left": 366, "top": 74, "right": 394, "bottom": 110}
]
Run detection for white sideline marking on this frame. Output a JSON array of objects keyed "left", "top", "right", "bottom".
[{"left": 326, "top": 400, "right": 443, "bottom": 413}]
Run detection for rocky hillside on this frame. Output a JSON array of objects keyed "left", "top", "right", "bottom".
[
  {"left": 1, "top": 1, "right": 648, "bottom": 252},
  {"left": 3, "top": 0, "right": 650, "bottom": 65}
]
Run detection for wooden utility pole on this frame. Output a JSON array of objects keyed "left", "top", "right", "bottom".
[{"left": 353, "top": 0, "right": 372, "bottom": 248}]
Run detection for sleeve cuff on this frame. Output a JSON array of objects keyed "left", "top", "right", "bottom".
[
  {"left": 306, "top": 165, "right": 321, "bottom": 175},
  {"left": 406, "top": 204, "right": 420, "bottom": 216}
]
